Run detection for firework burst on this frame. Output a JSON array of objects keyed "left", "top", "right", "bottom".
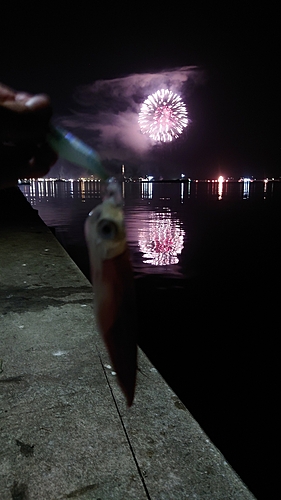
[{"left": 138, "top": 89, "right": 188, "bottom": 142}]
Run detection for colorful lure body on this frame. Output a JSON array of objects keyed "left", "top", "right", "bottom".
[
  {"left": 84, "top": 180, "right": 137, "bottom": 406},
  {"left": 47, "top": 126, "right": 136, "bottom": 404},
  {"left": 47, "top": 125, "right": 108, "bottom": 180}
]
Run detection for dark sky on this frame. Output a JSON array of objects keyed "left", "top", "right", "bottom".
[{"left": 1, "top": 3, "right": 280, "bottom": 179}]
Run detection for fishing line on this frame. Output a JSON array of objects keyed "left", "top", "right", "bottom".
[{"left": 98, "top": 350, "right": 152, "bottom": 500}]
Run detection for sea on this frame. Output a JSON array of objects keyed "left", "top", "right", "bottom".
[{"left": 20, "top": 178, "right": 280, "bottom": 499}]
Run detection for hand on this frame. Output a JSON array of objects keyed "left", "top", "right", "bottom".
[{"left": 0, "top": 83, "right": 58, "bottom": 189}]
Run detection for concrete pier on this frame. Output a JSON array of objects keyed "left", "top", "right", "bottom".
[{"left": 0, "top": 189, "right": 256, "bottom": 499}]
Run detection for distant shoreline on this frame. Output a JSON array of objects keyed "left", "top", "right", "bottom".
[{"left": 18, "top": 177, "right": 280, "bottom": 184}]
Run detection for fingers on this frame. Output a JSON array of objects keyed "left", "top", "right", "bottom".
[
  {"left": 24, "top": 94, "right": 51, "bottom": 110},
  {"left": 0, "top": 83, "right": 16, "bottom": 102},
  {"left": 2, "top": 94, "right": 51, "bottom": 113},
  {"left": 0, "top": 83, "right": 52, "bottom": 142},
  {"left": 0, "top": 83, "right": 50, "bottom": 110}
]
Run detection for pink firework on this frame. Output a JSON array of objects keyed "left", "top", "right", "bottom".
[{"left": 138, "top": 89, "right": 188, "bottom": 142}]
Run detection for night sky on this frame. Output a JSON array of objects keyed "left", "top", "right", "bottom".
[{"left": 1, "top": 3, "right": 280, "bottom": 179}]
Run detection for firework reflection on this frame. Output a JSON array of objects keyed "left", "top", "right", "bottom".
[{"left": 138, "top": 210, "right": 185, "bottom": 266}]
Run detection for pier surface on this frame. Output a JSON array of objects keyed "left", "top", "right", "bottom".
[{"left": 0, "top": 188, "right": 256, "bottom": 499}]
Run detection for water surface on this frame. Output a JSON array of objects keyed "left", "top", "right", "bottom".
[{"left": 20, "top": 179, "right": 280, "bottom": 499}]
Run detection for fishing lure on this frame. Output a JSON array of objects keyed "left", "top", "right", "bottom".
[
  {"left": 47, "top": 125, "right": 137, "bottom": 404},
  {"left": 84, "top": 179, "right": 137, "bottom": 406}
]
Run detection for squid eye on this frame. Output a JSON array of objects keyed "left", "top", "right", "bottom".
[{"left": 97, "top": 219, "right": 118, "bottom": 240}]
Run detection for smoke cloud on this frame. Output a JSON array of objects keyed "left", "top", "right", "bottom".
[{"left": 58, "top": 66, "right": 204, "bottom": 176}]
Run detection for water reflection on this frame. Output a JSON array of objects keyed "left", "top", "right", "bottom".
[
  {"left": 179, "top": 179, "right": 191, "bottom": 202},
  {"left": 20, "top": 179, "right": 280, "bottom": 208},
  {"left": 180, "top": 182, "right": 184, "bottom": 203},
  {"left": 141, "top": 181, "right": 153, "bottom": 199},
  {"left": 18, "top": 178, "right": 281, "bottom": 279},
  {"left": 138, "top": 210, "right": 185, "bottom": 266},
  {"left": 242, "top": 178, "right": 251, "bottom": 199},
  {"left": 218, "top": 176, "right": 224, "bottom": 200},
  {"left": 20, "top": 179, "right": 102, "bottom": 204},
  {"left": 262, "top": 178, "right": 275, "bottom": 199}
]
